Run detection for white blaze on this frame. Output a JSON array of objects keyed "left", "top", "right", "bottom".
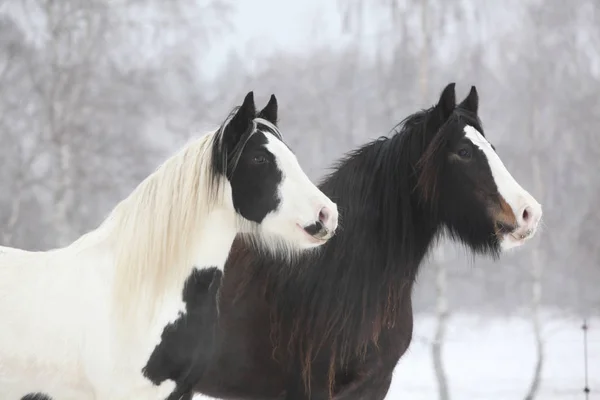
[
  {"left": 463, "top": 125, "right": 534, "bottom": 215},
  {"left": 463, "top": 125, "right": 542, "bottom": 249}
]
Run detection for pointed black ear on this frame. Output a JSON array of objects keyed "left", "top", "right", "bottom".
[
  {"left": 257, "top": 94, "right": 278, "bottom": 125},
  {"left": 229, "top": 91, "right": 256, "bottom": 130},
  {"left": 434, "top": 82, "right": 456, "bottom": 121},
  {"left": 458, "top": 85, "right": 478, "bottom": 114},
  {"left": 223, "top": 91, "right": 256, "bottom": 147}
]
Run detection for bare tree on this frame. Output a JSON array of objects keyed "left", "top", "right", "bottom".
[
  {"left": 418, "top": 0, "right": 430, "bottom": 101},
  {"left": 432, "top": 244, "right": 451, "bottom": 400},
  {"left": 0, "top": 0, "right": 232, "bottom": 248},
  {"left": 15, "top": 0, "right": 115, "bottom": 245},
  {"left": 524, "top": 111, "right": 544, "bottom": 400},
  {"left": 416, "top": 1, "right": 450, "bottom": 398},
  {"left": 0, "top": 14, "right": 48, "bottom": 246}
]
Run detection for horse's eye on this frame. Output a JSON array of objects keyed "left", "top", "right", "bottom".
[
  {"left": 457, "top": 148, "right": 471, "bottom": 159},
  {"left": 252, "top": 155, "right": 268, "bottom": 164}
]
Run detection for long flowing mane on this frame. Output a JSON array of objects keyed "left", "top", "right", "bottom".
[
  {"left": 109, "top": 130, "right": 225, "bottom": 328},
  {"left": 236, "top": 104, "right": 481, "bottom": 396}
]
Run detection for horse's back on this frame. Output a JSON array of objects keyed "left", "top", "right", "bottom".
[
  {"left": 0, "top": 244, "right": 107, "bottom": 400},
  {"left": 0, "top": 245, "right": 58, "bottom": 273},
  {"left": 0, "top": 245, "right": 57, "bottom": 290},
  {"left": 0, "top": 244, "right": 38, "bottom": 258}
]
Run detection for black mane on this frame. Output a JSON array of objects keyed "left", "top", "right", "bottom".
[
  {"left": 188, "top": 85, "right": 538, "bottom": 400},
  {"left": 244, "top": 102, "right": 468, "bottom": 393}
]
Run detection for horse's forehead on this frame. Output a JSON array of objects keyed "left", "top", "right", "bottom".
[
  {"left": 262, "top": 130, "right": 293, "bottom": 160},
  {"left": 255, "top": 118, "right": 280, "bottom": 137},
  {"left": 464, "top": 125, "right": 492, "bottom": 151}
]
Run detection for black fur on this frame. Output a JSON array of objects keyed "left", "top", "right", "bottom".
[
  {"left": 177, "top": 83, "right": 517, "bottom": 400},
  {"left": 142, "top": 267, "right": 222, "bottom": 397},
  {"left": 229, "top": 130, "right": 282, "bottom": 223},
  {"left": 257, "top": 94, "right": 279, "bottom": 125},
  {"left": 21, "top": 394, "right": 53, "bottom": 400},
  {"left": 259, "top": 83, "right": 501, "bottom": 397}
]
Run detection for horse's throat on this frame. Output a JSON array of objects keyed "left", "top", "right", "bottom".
[{"left": 193, "top": 209, "right": 238, "bottom": 271}]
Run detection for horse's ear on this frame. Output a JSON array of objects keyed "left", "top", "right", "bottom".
[
  {"left": 257, "top": 94, "right": 278, "bottom": 125},
  {"left": 458, "top": 85, "right": 478, "bottom": 114},
  {"left": 225, "top": 91, "right": 256, "bottom": 142},
  {"left": 434, "top": 82, "right": 456, "bottom": 121}
]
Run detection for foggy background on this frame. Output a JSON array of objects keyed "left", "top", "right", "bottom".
[{"left": 0, "top": 0, "right": 598, "bottom": 398}]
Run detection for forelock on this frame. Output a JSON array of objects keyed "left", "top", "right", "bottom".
[
  {"left": 255, "top": 118, "right": 283, "bottom": 141},
  {"left": 224, "top": 119, "right": 259, "bottom": 177},
  {"left": 453, "top": 107, "right": 484, "bottom": 135}
]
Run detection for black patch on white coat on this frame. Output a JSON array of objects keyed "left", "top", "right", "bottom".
[
  {"left": 211, "top": 92, "right": 286, "bottom": 225},
  {"left": 21, "top": 394, "right": 53, "bottom": 400},
  {"left": 142, "top": 267, "right": 222, "bottom": 397},
  {"left": 229, "top": 130, "right": 282, "bottom": 223},
  {"left": 140, "top": 93, "right": 286, "bottom": 399}
]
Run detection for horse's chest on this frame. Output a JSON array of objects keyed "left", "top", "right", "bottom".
[{"left": 80, "top": 292, "right": 189, "bottom": 399}]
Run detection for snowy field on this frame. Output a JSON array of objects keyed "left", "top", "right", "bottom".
[
  {"left": 390, "top": 312, "right": 599, "bottom": 399},
  {"left": 193, "top": 311, "right": 599, "bottom": 399}
]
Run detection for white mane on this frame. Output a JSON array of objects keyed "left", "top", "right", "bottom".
[
  {"left": 106, "top": 130, "right": 224, "bottom": 328},
  {"left": 0, "top": 89, "right": 343, "bottom": 399}
]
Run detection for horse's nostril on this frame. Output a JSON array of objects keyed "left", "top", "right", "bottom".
[
  {"left": 522, "top": 207, "right": 530, "bottom": 222},
  {"left": 318, "top": 207, "right": 331, "bottom": 225}
]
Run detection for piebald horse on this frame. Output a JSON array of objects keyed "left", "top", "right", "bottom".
[
  {"left": 169, "top": 83, "right": 543, "bottom": 399},
  {"left": 0, "top": 92, "right": 338, "bottom": 400}
]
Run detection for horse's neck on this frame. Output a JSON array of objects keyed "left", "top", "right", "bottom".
[
  {"left": 113, "top": 207, "right": 239, "bottom": 368},
  {"left": 192, "top": 208, "right": 239, "bottom": 270},
  {"left": 135, "top": 205, "right": 239, "bottom": 308},
  {"left": 322, "top": 147, "right": 439, "bottom": 279},
  {"left": 149, "top": 207, "right": 238, "bottom": 320}
]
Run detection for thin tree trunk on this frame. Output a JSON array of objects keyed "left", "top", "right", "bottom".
[
  {"left": 524, "top": 245, "right": 543, "bottom": 400},
  {"left": 432, "top": 245, "right": 450, "bottom": 400},
  {"left": 524, "top": 96, "right": 545, "bottom": 400},
  {"left": 54, "top": 140, "right": 74, "bottom": 245},
  {"left": 420, "top": 1, "right": 449, "bottom": 398},
  {"left": 524, "top": 159, "right": 544, "bottom": 400},
  {"left": 45, "top": 0, "right": 74, "bottom": 246},
  {"left": 2, "top": 191, "right": 22, "bottom": 245},
  {"left": 419, "top": 0, "right": 430, "bottom": 102}
]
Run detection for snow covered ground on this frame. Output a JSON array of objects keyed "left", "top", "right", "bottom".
[
  {"left": 193, "top": 311, "right": 599, "bottom": 399},
  {"left": 390, "top": 312, "right": 599, "bottom": 399}
]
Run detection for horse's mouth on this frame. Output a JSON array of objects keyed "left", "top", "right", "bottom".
[
  {"left": 495, "top": 221, "right": 535, "bottom": 248},
  {"left": 298, "top": 222, "right": 332, "bottom": 243},
  {"left": 495, "top": 221, "right": 516, "bottom": 235}
]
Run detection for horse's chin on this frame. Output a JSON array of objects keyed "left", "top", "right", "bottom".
[{"left": 499, "top": 233, "right": 529, "bottom": 251}]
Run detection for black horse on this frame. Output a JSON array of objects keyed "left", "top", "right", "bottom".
[{"left": 154, "top": 83, "right": 543, "bottom": 399}]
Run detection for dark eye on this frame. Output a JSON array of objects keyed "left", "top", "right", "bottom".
[
  {"left": 252, "top": 155, "right": 268, "bottom": 164},
  {"left": 457, "top": 148, "right": 471, "bottom": 159}
]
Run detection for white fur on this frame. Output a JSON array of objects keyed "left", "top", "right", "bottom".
[
  {"left": 464, "top": 125, "right": 543, "bottom": 250},
  {"left": 0, "top": 124, "right": 337, "bottom": 399},
  {"left": 253, "top": 119, "right": 339, "bottom": 251}
]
